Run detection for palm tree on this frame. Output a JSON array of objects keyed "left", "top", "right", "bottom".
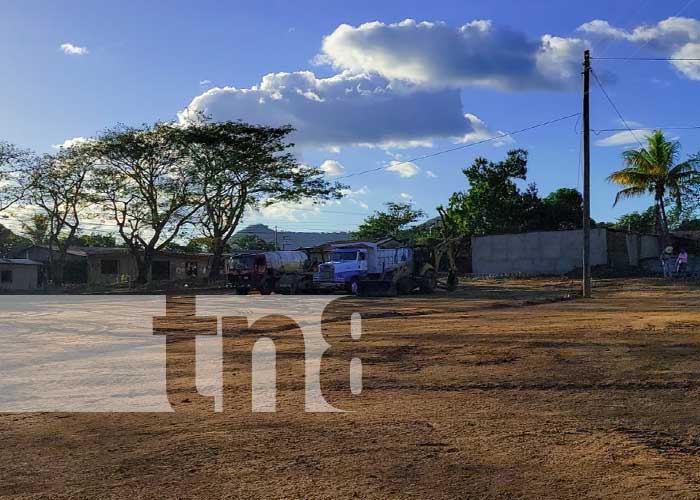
[{"left": 608, "top": 130, "right": 698, "bottom": 241}]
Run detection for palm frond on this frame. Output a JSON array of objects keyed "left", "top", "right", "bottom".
[
  {"left": 613, "top": 186, "right": 647, "bottom": 206},
  {"left": 607, "top": 168, "right": 653, "bottom": 187}
]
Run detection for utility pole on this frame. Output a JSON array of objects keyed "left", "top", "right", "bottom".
[
  {"left": 274, "top": 225, "right": 278, "bottom": 250},
  {"left": 582, "top": 49, "right": 592, "bottom": 298}
]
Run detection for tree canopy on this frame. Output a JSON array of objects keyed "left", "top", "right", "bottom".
[
  {"left": 608, "top": 130, "right": 699, "bottom": 241},
  {"left": 352, "top": 202, "right": 425, "bottom": 242},
  {"left": 178, "top": 119, "right": 344, "bottom": 279}
]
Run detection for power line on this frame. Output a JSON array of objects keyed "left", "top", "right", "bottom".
[
  {"left": 590, "top": 68, "right": 645, "bottom": 148},
  {"left": 336, "top": 112, "right": 581, "bottom": 180},
  {"left": 591, "top": 57, "right": 700, "bottom": 61},
  {"left": 623, "top": 0, "right": 697, "bottom": 59},
  {"left": 594, "top": 0, "right": 654, "bottom": 59}
]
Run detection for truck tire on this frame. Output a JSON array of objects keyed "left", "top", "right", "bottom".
[
  {"left": 348, "top": 277, "right": 360, "bottom": 296},
  {"left": 259, "top": 277, "right": 273, "bottom": 295},
  {"left": 397, "top": 277, "right": 414, "bottom": 295},
  {"left": 420, "top": 270, "right": 437, "bottom": 294}
]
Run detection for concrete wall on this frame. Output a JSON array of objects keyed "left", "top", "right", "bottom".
[
  {"left": 471, "top": 229, "right": 608, "bottom": 275},
  {"left": 86, "top": 253, "right": 211, "bottom": 286},
  {"left": 640, "top": 235, "right": 661, "bottom": 260},
  {"left": 0, "top": 264, "right": 39, "bottom": 290}
]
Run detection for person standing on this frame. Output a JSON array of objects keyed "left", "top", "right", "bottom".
[
  {"left": 677, "top": 248, "right": 689, "bottom": 278},
  {"left": 661, "top": 246, "right": 674, "bottom": 278}
]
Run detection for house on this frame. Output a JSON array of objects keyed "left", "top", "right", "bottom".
[
  {"left": 83, "top": 248, "right": 212, "bottom": 286},
  {"left": 471, "top": 228, "right": 661, "bottom": 275},
  {"left": 13, "top": 245, "right": 88, "bottom": 283},
  {"left": 0, "top": 259, "right": 42, "bottom": 291}
]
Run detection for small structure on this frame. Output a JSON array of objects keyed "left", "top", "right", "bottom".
[
  {"left": 83, "top": 248, "right": 212, "bottom": 286},
  {"left": 0, "top": 259, "right": 42, "bottom": 291},
  {"left": 471, "top": 228, "right": 660, "bottom": 275},
  {"left": 14, "top": 245, "right": 88, "bottom": 283}
]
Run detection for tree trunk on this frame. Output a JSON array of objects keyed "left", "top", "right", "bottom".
[
  {"left": 433, "top": 246, "right": 445, "bottom": 272},
  {"left": 654, "top": 202, "right": 661, "bottom": 235},
  {"left": 208, "top": 242, "right": 226, "bottom": 283},
  {"left": 134, "top": 249, "right": 154, "bottom": 285},
  {"left": 659, "top": 196, "right": 669, "bottom": 247},
  {"left": 53, "top": 255, "right": 66, "bottom": 286},
  {"left": 446, "top": 244, "right": 458, "bottom": 291}
]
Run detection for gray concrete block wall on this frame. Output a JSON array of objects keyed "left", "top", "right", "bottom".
[
  {"left": 640, "top": 235, "right": 661, "bottom": 259},
  {"left": 471, "top": 229, "right": 608, "bottom": 275}
]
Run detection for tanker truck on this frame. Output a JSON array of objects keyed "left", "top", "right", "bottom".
[
  {"left": 313, "top": 242, "right": 437, "bottom": 296},
  {"left": 225, "top": 250, "right": 311, "bottom": 294}
]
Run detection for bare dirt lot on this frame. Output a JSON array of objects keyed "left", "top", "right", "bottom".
[{"left": 3, "top": 278, "right": 700, "bottom": 499}]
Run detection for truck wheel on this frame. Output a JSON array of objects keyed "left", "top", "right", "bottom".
[
  {"left": 259, "top": 278, "right": 273, "bottom": 295},
  {"left": 397, "top": 277, "right": 414, "bottom": 295},
  {"left": 420, "top": 270, "right": 437, "bottom": 294},
  {"left": 349, "top": 277, "right": 360, "bottom": 296}
]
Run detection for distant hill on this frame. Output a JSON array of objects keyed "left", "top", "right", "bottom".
[{"left": 233, "top": 224, "right": 351, "bottom": 250}]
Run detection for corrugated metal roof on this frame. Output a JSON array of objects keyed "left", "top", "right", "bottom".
[{"left": 0, "top": 258, "right": 42, "bottom": 266}]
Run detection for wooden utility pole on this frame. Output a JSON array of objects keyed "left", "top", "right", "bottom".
[{"left": 582, "top": 50, "right": 592, "bottom": 298}]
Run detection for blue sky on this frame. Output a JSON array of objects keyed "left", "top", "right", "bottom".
[{"left": 3, "top": 0, "right": 700, "bottom": 233}]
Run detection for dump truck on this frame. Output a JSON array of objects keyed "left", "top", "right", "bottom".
[
  {"left": 225, "top": 251, "right": 311, "bottom": 294},
  {"left": 313, "top": 242, "right": 437, "bottom": 296}
]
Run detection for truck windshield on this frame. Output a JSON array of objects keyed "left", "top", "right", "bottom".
[{"left": 330, "top": 251, "right": 358, "bottom": 262}]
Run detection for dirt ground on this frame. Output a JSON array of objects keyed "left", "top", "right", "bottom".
[{"left": 3, "top": 277, "right": 700, "bottom": 499}]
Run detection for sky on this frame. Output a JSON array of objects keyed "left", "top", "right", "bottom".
[{"left": 3, "top": 0, "right": 700, "bottom": 234}]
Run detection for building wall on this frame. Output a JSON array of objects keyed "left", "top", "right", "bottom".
[
  {"left": 471, "top": 229, "right": 609, "bottom": 275},
  {"left": 16, "top": 247, "right": 87, "bottom": 283},
  {"left": 640, "top": 235, "right": 661, "bottom": 259},
  {"left": 87, "top": 254, "right": 135, "bottom": 286},
  {"left": 606, "top": 230, "right": 630, "bottom": 269},
  {"left": 0, "top": 264, "right": 39, "bottom": 290},
  {"left": 87, "top": 253, "right": 211, "bottom": 286}
]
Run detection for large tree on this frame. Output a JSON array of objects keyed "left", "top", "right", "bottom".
[
  {"left": 91, "top": 123, "right": 202, "bottom": 284},
  {"left": 178, "top": 120, "right": 343, "bottom": 281},
  {"left": 612, "top": 207, "right": 658, "bottom": 234},
  {"left": 443, "top": 149, "right": 532, "bottom": 236},
  {"left": 0, "top": 141, "right": 35, "bottom": 213},
  {"left": 24, "top": 147, "right": 92, "bottom": 284},
  {"left": 608, "top": 130, "right": 698, "bottom": 242},
  {"left": 353, "top": 202, "right": 425, "bottom": 242},
  {"left": 542, "top": 188, "right": 583, "bottom": 230}
]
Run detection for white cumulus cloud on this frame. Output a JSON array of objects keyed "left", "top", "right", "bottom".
[
  {"left": 387, "top": 160, "right": 420, "bottom": 178},
  {"left": 578, "top": 17, "right": 700, "bottom": 80},
  {"left": 456, "top": 114, "right": 515, "bottom": 146},
  {"left": 51, "top": 137, "right": 92, "bottom": 149},
  {"left": 339, "top": 185, "right": 370, "bottom": 209},
  {"left": 60, "top": 43, "right": 88, "bottom": 56},
  {"left": 595, "top": 129, "right": 654, "bottom": 147},
  {"left": 255, "top": 198, "right": 321, "bottom": 222},
  {"left": 178, "top": 18, "right": 598, "bottom": 150},
  {"left": 179, "top": 71, "right": 475, "bottom": 149},
  {"left": 318, "top": 19, "right": 586, "bottom": 91},
  {"left": 319, "top": 159, "right": 345, "bottom": 176}
]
